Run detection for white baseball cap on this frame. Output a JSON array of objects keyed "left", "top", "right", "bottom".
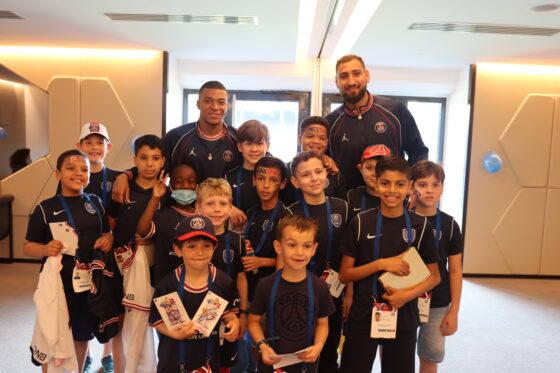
[{"left": 79, "top": 122, "right": 110, "bottom": 141}]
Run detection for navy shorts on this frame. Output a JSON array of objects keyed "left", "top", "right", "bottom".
[{"left": 63, "top": 279, "right": 95, "bottom": 342}]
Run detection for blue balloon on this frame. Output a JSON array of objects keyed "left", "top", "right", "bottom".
[
  {"left": 483, "top": 151, "right": 502, "bottom": 173},
  {"left": 0, "top": 127, "right": 7, "bottom": 139},
  {"left": 131, "top": 135, "right": 142, "bottom": 152}
]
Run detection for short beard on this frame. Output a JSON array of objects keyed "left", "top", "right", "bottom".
[{"left": 342, "top": 86, "right": 367, "bottom": 105}]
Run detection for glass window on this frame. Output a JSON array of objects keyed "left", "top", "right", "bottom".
[
  {"left": 182, "top": 90, "right": 310, "bottom": 163},
  {"left": 233, "top": 100, "right": 299, "bottom": 162}
]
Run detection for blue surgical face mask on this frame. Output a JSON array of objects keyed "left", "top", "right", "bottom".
[{"left": 171, "top": 189, "right": 196, "bottom": 206}]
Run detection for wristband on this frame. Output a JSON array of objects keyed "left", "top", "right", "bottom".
[{"left": 239, "top": 309, "right": 249, "bottom": 315}]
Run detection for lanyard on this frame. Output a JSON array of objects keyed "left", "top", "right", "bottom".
[
  {"left": 360, "top": 189, "right": 366, "bottom": 213},
  {"left": 101, "top": 167, "right": 108, "bottom": 208},
  {"left": 243, "top": 201, "right": 281, "bottom": 256},
  {"left": 301, "top": 198, "right": 333, "bottom": 272},
  {"left": 269, "top": 269, "right": 314, "bottom": 371},
  {"left": 434, "top": 210, "right": 441, "bottom": 250},
  {"left": 372, "top": 209, "right": 412, "bottom": 298},
  {"left": 57, "top": 194, "right": 102, "bottom": 261},
  {"left": 177, "top": 266, "right": 214, "bottom": 370},
  {"left": 235, "top": 167, "right": 243, "bottom": 209},
  {"left": 224, "top": 231, "right": 232, "bottom": 277}
]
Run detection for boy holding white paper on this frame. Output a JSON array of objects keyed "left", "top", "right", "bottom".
[
  {"left": 338, "top": 156, "right": 440, "bottom": 373},
  {"left": 248, "top": 214, "right": 334, "bottom": 373},
  {"left": 149, "top": 215, "right": 240, "bottom": 373},
  {"left": 24, "top": 149, "right": 113, "bottom": 373}
]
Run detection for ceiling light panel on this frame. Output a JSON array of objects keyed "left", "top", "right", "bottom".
[
  {"left": 105, "top": 13, "right": 257, "bottom": 25},
  {"left": 0, "top": 11, "right": 23, "bottom": 19},
  {"left": 409, "top": 22, "right": 560, "bottom": 36}
]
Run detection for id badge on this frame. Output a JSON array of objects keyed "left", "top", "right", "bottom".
[
  {"left": 370, "top": 302, "right": 397, "bottom": 339},
  {"left": 418, "top": 292, "right": 432, "bottom": 323},
  {"left": 72, "top": 262, "right": 91, "bottom": 293},
  {"left": 114, "top": 245, "right": 134, "bottom": 275},
  {"left": 321, "top": 267, "right": 345, "bottom": 298}
]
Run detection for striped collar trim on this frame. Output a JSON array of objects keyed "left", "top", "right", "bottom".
[
  {"left": 343, "top": 91, "right": 373, "bottom": 117},
  {"left": 171, "top": 206, "right": 196, "bottom": 217},
  {"left": 196, "top": 122, "right": 227, "bottom": 140},
  {"left": 174, "top": 264, "right": 216, "bottom": 293}
]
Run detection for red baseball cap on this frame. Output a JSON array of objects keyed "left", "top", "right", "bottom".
[{"left": 360, "top": 144, "right": 392, "bottom": 163}]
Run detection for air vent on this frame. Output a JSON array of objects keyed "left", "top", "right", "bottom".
[
  {"left": 0, "top": 11, "right": 23, "bottom": 19},
  {"left": 105, "top": 13, "right": 257, "bottom": 25},
  {"left": 409, "top": 22, "right": 560, "bottom": 36}
]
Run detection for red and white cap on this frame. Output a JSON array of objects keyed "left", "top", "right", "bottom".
[
  {"left": 360, "top": 144, "right": 392, "bottom": 163},
  {"left": 79, "top": 122, "right": 110, "bottom": 141},
  {"left": 175, "top": 215, "right": 218, "bottom": 243}
]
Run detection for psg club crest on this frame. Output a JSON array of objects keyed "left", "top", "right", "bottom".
[
  {"left": 402, "top": 228, "right": 416, "bottom": 243},
  {"left": 190, "top": 217, "right": 206, "bottom": 229},
  {"left": 89, "top": 122, "right": 100, "bottom": 132},
  {"left": 222, "top": 249, "right": 234, "bottom": 264},
  {"left": 223, "top": 150, "right": 233, "bottom": 162},
  {"left": 375, "top": 121, "right": 387, "bottom": 134},
  {"left": 101, "top": 181, "right": 112, "bottom": 192},
  {"left": 84, "top": 202, "right": 96, "bottom": 214},
  {"left": 331, "top": 214, "right": 342, "bottom": 228},
  {"left": 262, "top": 219, "right": 273, "bottom": 231}
]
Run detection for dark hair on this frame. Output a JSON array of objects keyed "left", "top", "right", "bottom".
[
  {"left": 276, "top": 214, "right": 318, "bottom": 241},
  {"left": 375, "top": 155, "right": 411, "bottom": 180},
  {"left": 134, "top": 134, "right": 164, "bottom": 156},
  {"left": 254, "top": 156, "right": 288, "bottom": 181},
  {"left": 174, "top": 236, "right": 215, "bottom": 248},
  {"left": 290, "top": 151, "right": 323, "bottom": 175},
  {"left": 9, "top": 148, "right": 31, "bottom": 171},
  {"left": 170, "top": 163, "right": 197, "bottom": 183},
  {"left": 56, "top": 149, "right": 88, "bottom": 171},
  {"left": 411, "top": 160, "right": 445, "bottom": 184},
  {"left": 238, "top": 120, "right": 270, "bottom": 144},
  {"left": 299, "top": 116, "right": 330, "bottom": 132},
  {"left": 336, "top": 54, "right": 366, "bottom": 71},
  {"left": 199, "top": 81, "right": 227, "bottom": 93}
]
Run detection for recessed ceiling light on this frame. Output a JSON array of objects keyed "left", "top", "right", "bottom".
[{"left": 531, "top": 4, "right": 560, "bottom": 12}]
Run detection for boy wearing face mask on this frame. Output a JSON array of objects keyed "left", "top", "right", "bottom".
[{"left": 136, "top": 164, "right": 198, "bottom": 284}]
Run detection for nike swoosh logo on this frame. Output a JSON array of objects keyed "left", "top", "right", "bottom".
[
  {"left": 367, "top": 233, "right": 376, "bottom": 239},
  {"left": 231, "top": 352, "right": 238, "bottom": 361},
  {"left": 353, "top": 207, "right": 361, "bottom": 211},
  {"left": 53, "top": 210, "right": 65, "bottom": 215}
]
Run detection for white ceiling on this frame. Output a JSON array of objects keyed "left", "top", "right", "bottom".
[{"left": 1, "top": 0, "right": 560, "bottom": 87}]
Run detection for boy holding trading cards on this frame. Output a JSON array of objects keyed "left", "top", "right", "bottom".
[
  {"left": 248, "top": 215, "right": 335, "bottom": 373},
  {"left": 338, "top": 156, "right": 440, "bottom": 373},
  {"left": 411, "top": 161, "right": 463, "bottom": 373},
  {"left": 24, "top": 149, "right": 113, "bottom": 373},
  {"left": 149, "top": 215, "right": 240, "bottom": 373},
  {"left": 287, "top": 150, "right": 349, "bottom": 373}
]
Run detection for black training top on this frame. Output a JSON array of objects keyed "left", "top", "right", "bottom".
[
  {"left": 425, "top": 209, "right": 463, "bottom": 308},
  {"left": 164, "top": 121, "right": 242, "bottom": 181},
  {"left": 250, "top": 272, "right": 335, "bottom": 373},
  {"left": 225, "top": 166, "right": 259, "bottom": 215},
  {"left": 287, "top": 197, "right": 348, "bottom": 275},
  {"left": 326, "top": 94, "right": 428, "bottom": 189},
  {"left": 341, "top": 208, "right": 439, "bottom": 331}
]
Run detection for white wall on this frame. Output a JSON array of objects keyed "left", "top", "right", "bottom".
[{"left": 441, "top": 67, "right": 471, "bottom": 227}]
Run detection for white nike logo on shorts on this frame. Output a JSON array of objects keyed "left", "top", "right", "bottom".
[{"left": 53, "top": 210, "right": 64, "bottom": 215}]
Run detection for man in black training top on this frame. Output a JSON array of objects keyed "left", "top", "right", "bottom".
[{"left": 326, "top": 54, "right": 428, "bottom": 190}]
